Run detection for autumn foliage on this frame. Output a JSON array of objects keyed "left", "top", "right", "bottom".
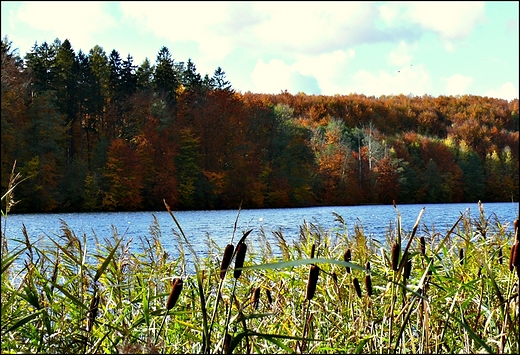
[{"left": 1, "top": 37, "right": 518, "bottom": 213}]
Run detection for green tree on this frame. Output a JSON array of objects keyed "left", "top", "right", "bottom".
[{"left": 175, "top": 127, "right": 202, "bottom": 209}]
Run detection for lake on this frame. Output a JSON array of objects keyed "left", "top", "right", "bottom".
[{"left": 2, "top": 202, "right": 518, "bottom": 260}]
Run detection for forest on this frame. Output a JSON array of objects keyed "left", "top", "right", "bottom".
[{"left": 1, "top": 36, "right": 518, "bottom": 213}]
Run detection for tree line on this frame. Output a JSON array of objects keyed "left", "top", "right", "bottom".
[{"left": 1, "top": 36, "right": 518, "bottom": 213}]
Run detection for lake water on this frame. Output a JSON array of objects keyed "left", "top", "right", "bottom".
[{"left": 2, "top": 202, "right": 518, "bottom": 260}]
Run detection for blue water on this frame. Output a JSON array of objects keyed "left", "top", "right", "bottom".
[{"left": 2, "top": 202, "right": 518, "bottom": 259}]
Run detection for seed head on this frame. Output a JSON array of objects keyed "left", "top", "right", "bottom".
[
  {"left": 353, "top": 277, "right": 362, "bottom": 298},
  {"left": 364, "top": 275, "right": 373, "bottom": 297},
  {"left": 419, "top": 236, "right": 426, "bottom": 255},
  {"left": 252, "top": 286, "right": 261, "bottom": 310},
  {"left": 310, "top": 243, "right": 316, "bottom": 259},
  {"left": 234, "top": 242, "right": 247, "bottom": 279},
  {"left": 166, "top": 278, "right": 184, "bottom": 310},
  {"left": 220, "top": 243, "right": 235, "bottom": 280},
  {"left": 306, "top": 264, "right": 320, "bottom": 301},
  {"left": 391, "top": 243, "right": 400, "bottom": 271},
  {"left": 265, "top": 289, "right": 273, "bottom": 305},
  {"left": 404, "top": 254, "right": 412, "bottom": 279},
  {"left": 87, "top": 293, "right": 100, "bottom": 332},
  {"left": 459, "top": 248, "right": 464, "bottom": 265},
  {"left": 513, "top": 241, "right": 520, "bottom": 267},
  {"left": 343, "top": 248, "right": 351, "bottom": 273},
  {"left": 509, "top": 244, "right": 516, "bottom": 272}
]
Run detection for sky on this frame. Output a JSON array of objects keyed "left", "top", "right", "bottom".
[{"left": 1, "top": 1, "right": 519, "bottom": 101}]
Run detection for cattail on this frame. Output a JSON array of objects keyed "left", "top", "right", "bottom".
[
  {"left": 404, "top": 254, "right": 412, "bottom": 280},
  {"left": 331, "top": 272, "right": 338, "bottom": 284},
  {"left": 223, "top": 332, "right": 232, "bottom": 354},
  {"left": 391, "top": 243, "right": 400, "bottom": 271},
  {"left": 509, "top": 243, "right": 516, "bottom": 272},
  {"left": 353, "top": 277, "right": 362, "bottom": 298},
  {"left": 343, "top": 248, "right": 351, "bottom": 273},
  {"left": 366, "top": 261, "right": 371, "bottom": 271},
  {"left": 498, "top": 246, "right": 503, "bottom": 264},
  {"left": 459, "top": 248, "right": 464, "bottom": 265},
  {"left": 419, "top": 236, "right": 426, "bottom": 255},
  {"left": 310, "top": 243, "right": 316, "bottom": 258},
  {"left": 265, "top": 289, "right": 273, "bottom": 305},
  {"left": 306, "top": 264, "right": 320, "bottom": 301},
  {"left": 364, "top": 275, "right": 373, "bottom": 297},
  {"left": 234, "top": 242, "right": 247, "bottom": 279},
  {"left": 220, "top": 243, "right": 235, "bottom": 279},
  {"left": 513, "top": 241, "right": 520, "bottom": 267},
  {"left": 166, "top": 278, "right": 184, "bottom": 310},
  {"left": 252, "top": 286, "right": 261, "bottom": 309},
  {"left": 393, "top": 199, "right": 397, "bottom": 209},
  {"left": 87, "top": 293, "right": 100, "bottom": 332}
]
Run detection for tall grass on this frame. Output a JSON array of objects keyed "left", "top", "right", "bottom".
[{"left": 2, "top": 169, "right": 519, "bottom": 353}]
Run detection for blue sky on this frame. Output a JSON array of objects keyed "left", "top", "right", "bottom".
[{"left": 1, "top": 1, "right": 518, "bottom": 101}]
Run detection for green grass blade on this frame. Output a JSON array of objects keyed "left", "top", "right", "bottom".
[{"left": 94, "top": 236, "right": 122, "bottom": 282}]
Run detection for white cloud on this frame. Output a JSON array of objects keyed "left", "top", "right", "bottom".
[
  {"left": 485, "top": 82, "right": 518, "bottom": 101},
  {"left": 16, "top": 1, "right": 116, "bottom": 48},
  {"left": 119, "top": 2, "right": 233, "bottom": 61},
  {"left": 387, "top": 41, "right": 413, "bottom": 67},
  {"left": 347, "top": 64, "right": 432, "bottom": 97},
  {"left": 248, "top": 2, "right": 378, "bottom": 55},
  {"left": 292, "top": 50, "right": 355, "bottom": 94},
  {"left": 442, "top": 74, "right": 474, "bottom": 96},
  {"left": 251, "top": 59, "right": 293, "bottom": 94},
  {"left": 405, "top": 2, "right": 486, "bottom": 40}
]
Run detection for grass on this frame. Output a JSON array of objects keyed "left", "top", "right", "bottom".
[{"left": 1, "top": 171, "right": 519, "bottom": 353}]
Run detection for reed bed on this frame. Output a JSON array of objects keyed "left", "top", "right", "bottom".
[{"left": 2, "top": 176, "right": 519, "bottom": 353}]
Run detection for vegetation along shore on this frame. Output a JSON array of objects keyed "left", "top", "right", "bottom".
[{"left": 2, "top": 175, "right": 519, "bottom": 353}]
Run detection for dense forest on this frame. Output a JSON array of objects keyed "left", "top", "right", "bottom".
[{"left": 1, "top": 36, "right": 518, "bottom": 213}]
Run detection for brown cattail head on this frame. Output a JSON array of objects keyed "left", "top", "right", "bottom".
[
  {"left": 364, "top": 275, "right": 373, "bottom": 297},
  {"left": 404, "top": 255, "right": 412, "bottom": 279},
  {"left": 166, "top": 278, "right": 184, "bottom": 310},
  {"left": 459, "top": 248, "right": 464, "bottom": 265},
  {"left": 391, "top": 243, "right": 400, "bottom": 271},
  {"left": 306, "top": 264, "right": 320, "bottom": 301},
  {"left": 331, "top": 272, "right": 338, "bottom": 284},
  {"left": 498, "top": 246, "right": 503, "bottom": 265},
  {"left": 343, "top": 248, "right": 351, "bottom": 273},
  {"left": 220, "top": 243, "right": 235, "bottom": 280},
  {"left": 224, "top": 332, "right": 232, "bottom": 354},
  {"left": 253, "top": 286, "right": 261, "bottom": 309},
  {"left": 509, "top": 243, "right": 516, "bottom": 272},
  {"left": 234, "top": 242, "right": 247, "bottom": 279},
  {"left": 419, "top": 236, "right": 426, "bottom": 255},
  {"left": 353, "top": 277, "right": 362, "bottom": 298},
  {"left": 513, "top": 241, "right": 520, "bottom": 267},
  {"left": 310, "top": 243, "right": 316, "bottom": 259},
  {"left": 514, "top": 219, "right": 518, "bottom": 242},
  {"left": 366, "top": 261, "right": 371, "bottom": 271},
  {"left": 87, "top": 293, "right": 100, "bottom": 332},
  {"left": 265, "top": 289, "right": 273, "bottom": 305}
]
